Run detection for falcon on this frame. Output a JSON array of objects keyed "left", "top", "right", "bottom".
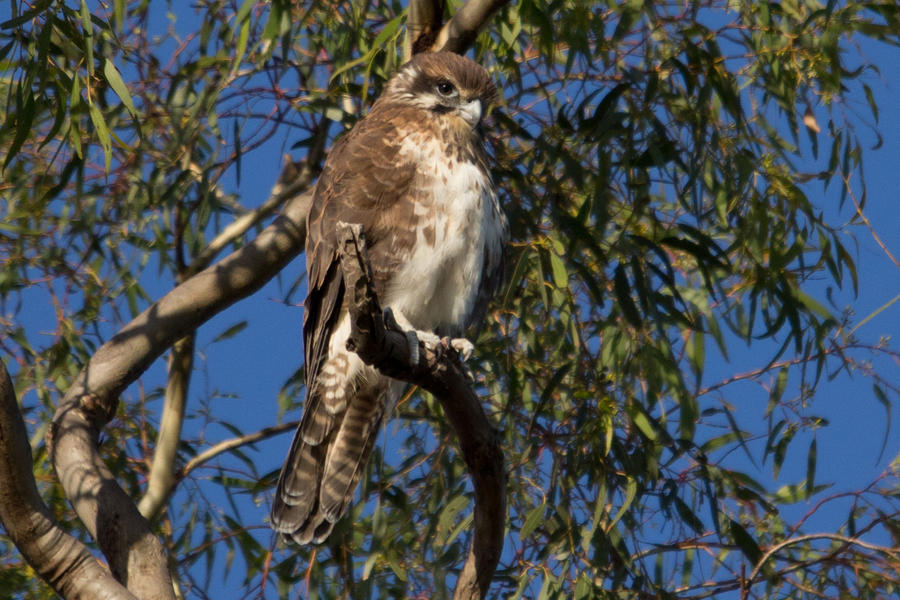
[{"left": 271, "top": 51, "right": 506, "bottom": 544}]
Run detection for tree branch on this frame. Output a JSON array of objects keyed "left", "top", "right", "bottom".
[
  {"left": 175, "top": 420, "right": 299, "bottom": 482},
  {"left": 138, "top": 333, "right": 195, "bottom": 521},
  {"left": 183, "top": 151, "right": 320, "bottom": 279},
  {"left": 336, "top": 223, "right": 506, "bottom": 600},
  {"left": 140, "top": 143, "right": 327, "bottom": 520},
  {"left": 406, "top": 0, "right": 444, "bottom": 59},
  {"left": 0, "top": 359, "right": 139, "bottom": 600},
  {"left": 431, "top": 0, "right": 510, "bottom": 55},
  {"left": 48, "top": 188, "right": 313, "bottom": 596},
  {"left": 745, "top": 532, "right": 900, "bottom": 595}
]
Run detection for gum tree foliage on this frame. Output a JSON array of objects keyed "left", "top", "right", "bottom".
[{"left": 2, "top": 0, "right": 899, "bottom": 598}]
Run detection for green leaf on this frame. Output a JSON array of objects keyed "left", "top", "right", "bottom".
[
  {"left": 0, "top": 0, "right": 53, "bottom": 30},
  {"left": 234, "top": 0, "right": 255, "bottom": 24},
  {"left": 674, "top": 496, "right": 705, "bottom": 534},
  {"left": 773, "top": 480, "right": 831, "bottom": 506},
  {"left": 548, "top": 249, "right": 568, "bottom": 289},
  {"left": 330, "top": 13, "right": 403, "bottom": 88},
  {"left": 103, "top": 58, "right": 137, "bottom": 117},
  {"left": 872, "top": 384, "right": 891, "bottom": 462},
  {"left": 88, "top": 101, "right": 112, "bottom": 171},
  {"left": 729, "top": 520, "right": 762, "bottom": 565},
  {"left": 436, "top": 495, "right": 469, "bottom": 547},
  {"left": 574, "top": 573, "right": 591, "bottom": 599},
  {"left": 613, "top": 264, "right": 642, "bottom": 328},
  {"left": 767, "top": 368, "right": 789, "bottom": 418},
  {"left": 212, "top": 321, "right": 248, "bottom": 343},
  {"left": 794, "top": 289, "right": 835, "bottom": 323},
  {"left": 771, "top": 425, "right": 795, "bottom": 480},
  {"left": 607, "top": 477, "right": 637, "bottom": 532},
  {"left": 629, "top": 404, "right": 657, "bottom": 442},
  {"left": 79, "top": 0, "right": 94, "bottom": 76},
  {"left": 3, "top": 85, "right": 35, "bottom": 170},
  {"left": 686, "top": 328, "right": 704, "bottom": 380},
  {"left": 386, "top": 552, "right": 407, "bottom": 582},
  {"left": 520, "top": 502, "right": 545, "bottom": 540},
  {"left": 113, "top": 0, "right": 124, "bottom": 31},
  {"left": 679, "top": 391, "right": 698, "bottom": 443},
  {"left": 232, "top": 17, "right": 251, "bottom": 75}
]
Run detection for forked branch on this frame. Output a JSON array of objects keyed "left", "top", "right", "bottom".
[
  {"left": 337, "top": 222, "right": 506, "bottom": 600},
  {"left": 46, "top": 188, "right": 313, "bottom": 598},
  {"left": 0, "top": 359, "right": 138, "bottom": 600},
  {"left": 431, "top": 0, "right": 510, "bottom": 55}
]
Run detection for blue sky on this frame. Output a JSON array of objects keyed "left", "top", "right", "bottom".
[{"left": 4, "top": 2, "right": 900, "bottom": 597}]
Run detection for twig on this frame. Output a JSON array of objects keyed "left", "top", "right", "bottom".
[
  {"left": 175, "top": 420, "right": 299, "bottom": 482},
  {"left": 746, "top": 532, "right": 900, "bottom": 589}
]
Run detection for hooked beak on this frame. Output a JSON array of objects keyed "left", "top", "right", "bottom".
[{"left": 457, "top": 99, "right": 483, "bottom": 128}]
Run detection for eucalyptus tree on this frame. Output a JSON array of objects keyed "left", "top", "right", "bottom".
[{"left": 1, "top": 1, "right": 898, "bottom": 598}]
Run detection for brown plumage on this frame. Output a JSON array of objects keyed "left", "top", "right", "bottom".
[{"left": 271, "top": 51, "right": 506, "bottom": 544}]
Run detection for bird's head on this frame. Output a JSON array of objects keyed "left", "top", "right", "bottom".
[{"left": 381, "top": 51, "right": 498, "bottom": 129}]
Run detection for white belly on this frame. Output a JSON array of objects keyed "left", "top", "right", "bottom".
[{"left": 383, "top": 154, "right": 502, "bottom": 336}]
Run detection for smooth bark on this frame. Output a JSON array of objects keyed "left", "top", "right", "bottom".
[
  {"left": 406, "top": 0, "right": 444, "bottom": 58},
  {"left": 432, "top": 0, "right": 510, "bottom": 55},
  {"left": 138, "top": 334, "right": 195, "bottom": 520},
  {"left": 0, "top": 359, "right": 139, "bottom": 600},
  {"left": 47, "top": 189, "right": 312, "bottom": 596}
]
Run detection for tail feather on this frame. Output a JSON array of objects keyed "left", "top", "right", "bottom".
[
  {"left": 271, "top": 420, "right": 325, "bottom": 533},
  {"left": 271, "top": 371, "right": 392, "bottom": 544},
  {"left": 319, "top": 385, "right": 386, "bottom": 522},
  {"left": 298, "top": 392, "right": 334, "bottom": 445}
]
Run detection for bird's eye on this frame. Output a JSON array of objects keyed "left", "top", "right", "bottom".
[{"left": 435, "top": 80, "right": 456, "bottom": 96}]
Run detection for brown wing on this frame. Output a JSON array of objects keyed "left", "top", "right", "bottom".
[{"left": 303, "top": 105, "right": 419, "bottom": 390}]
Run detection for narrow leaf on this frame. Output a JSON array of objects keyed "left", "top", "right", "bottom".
[
  {"left": 729, "top": 519, "right": 762, "bottom": 565},
  {"left": 520, "top": 502, "right": 545, "bottom": 540},
  {"left": 213, "top": 321, "right": 248, "bottom": 343},
  {"left": 103, "top": 58, "right": 137, "bottom": 117}
]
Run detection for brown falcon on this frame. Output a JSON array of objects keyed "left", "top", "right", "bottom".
[{"left": 270, "top": 51, "right": 506, "bottom": 544}]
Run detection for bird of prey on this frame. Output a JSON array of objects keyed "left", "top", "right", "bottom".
[{"left": 270, "top": 51, "right": 506, "bottom": 544}]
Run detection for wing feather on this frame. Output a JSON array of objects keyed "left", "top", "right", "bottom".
[{"left": 303, "top": 106, "right": 418, "bottom": 390}]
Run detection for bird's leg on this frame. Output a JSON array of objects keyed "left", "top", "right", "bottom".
[
  {"left": 383, "top": 307, "right": 441, "bottom": 366},
  {"left": 382, "top": 308, "right": 474, "bottom": 365}
]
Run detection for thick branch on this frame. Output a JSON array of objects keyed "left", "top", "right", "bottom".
[
  {"left": 431, "top": 0, "right": 510, "bottom": 55},
  {"left": 336, "top": 223, "right": 505, "bottom": 600},
  {"left": 140, "top": 148, "right": 325, "bottom": 518},
  {"left": 406, "top": 0, "right": 444, "bottom": 59},
  {"left": 184, "top": 151, "right": 321, "bottom": 279},
  {"left": 0, "top": 359, "right": 138, "bottom": 600},
  {"left": 48, "top": 189, "right": 313, "bottom": 596}
]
